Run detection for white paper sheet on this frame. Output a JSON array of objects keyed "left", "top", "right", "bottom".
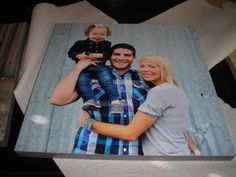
[{"left": 144, "top": 0, "right": 236, "bottom": 70}]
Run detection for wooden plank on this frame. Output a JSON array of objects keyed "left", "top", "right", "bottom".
[
  {"left": 0, "top": 78, "right": 14, "bottom": 144},
  {"left": 15, "top": 24, "right": 235, "bottom": 158},
  {"left": 0, "top": 24, "right": 17, "bottom": 75},
  {"left": 0, "top": 23, "right": 29, "bottom": 146},
  {"left": 2, "top": 23, "right": 28, "bottom": 77}
]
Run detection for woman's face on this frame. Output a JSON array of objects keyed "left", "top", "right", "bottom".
[{"left": 139, "top": 59, "right": 162, "bottom": 85}]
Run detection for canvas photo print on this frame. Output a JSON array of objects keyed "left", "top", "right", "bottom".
[{"left": 15, "top": 23, "right": 235, "bottom": 160}]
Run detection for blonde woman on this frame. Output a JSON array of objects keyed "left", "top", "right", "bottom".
[{"left": 81, "top": 55, "right": 200, "bottom": 156}]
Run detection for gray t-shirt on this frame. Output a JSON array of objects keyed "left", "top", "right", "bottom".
[{"left": 138, "top": 83, "right": 191, "bottom": 156}]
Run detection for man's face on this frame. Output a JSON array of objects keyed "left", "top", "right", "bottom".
[{"left": 110, "top": 48, "right": 135, "bottom": 73}]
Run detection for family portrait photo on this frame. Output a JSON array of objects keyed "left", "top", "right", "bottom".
[{"left": 14, "top": 23, "right": 235, "bottom": 160}]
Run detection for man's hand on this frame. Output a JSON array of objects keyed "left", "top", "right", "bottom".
[
  {"left": 79, "top": 111, "right": 90, "bottom": 127},
  {"left": 74, "top": 60, "right": 97, "bottom": 71}
]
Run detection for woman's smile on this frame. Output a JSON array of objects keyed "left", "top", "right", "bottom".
[{"left": 140, "top": 59, "right": 162, "bottom": 85}]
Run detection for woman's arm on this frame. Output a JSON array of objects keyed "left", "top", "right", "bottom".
[
  {"left": 49, "top": 60, "right": 96, "bottom": 106},
  {"left": 80, "top": 111, "right": 155, "bottom": 141}
]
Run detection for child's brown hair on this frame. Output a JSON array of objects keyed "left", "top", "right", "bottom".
[{"left": 84, "top": 24, "right": 111, "bottom": 37}]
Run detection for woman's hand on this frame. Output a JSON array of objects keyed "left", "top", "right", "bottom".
[{"left": 79, "top": 111, "right": 90, "bottom": 127}]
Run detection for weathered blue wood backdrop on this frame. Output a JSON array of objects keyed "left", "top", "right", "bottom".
[{"left": 15, "top": 24, "right": 235, "bottom": 158}]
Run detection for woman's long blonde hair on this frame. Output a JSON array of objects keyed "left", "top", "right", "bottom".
[{"left": 139, "top": 55, "right": 178, "bottom": 87}]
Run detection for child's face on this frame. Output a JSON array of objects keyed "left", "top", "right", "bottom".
[{"left": 88, "top": 27, "right": 108, "bottom": 43}]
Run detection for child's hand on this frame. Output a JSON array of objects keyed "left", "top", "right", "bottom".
[
  {"left": 88, "top": 53, "right": 103, "bottom": 60},
  {"left": 79, "top": 111, "right": 90, "bottom": 127},
  {"left": 76, "top": 52, "right": 89, "bottom": 60}
]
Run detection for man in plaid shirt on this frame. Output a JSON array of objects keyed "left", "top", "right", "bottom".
[{"left": 50, "top": 43, "right": 147, "bottom": 155}]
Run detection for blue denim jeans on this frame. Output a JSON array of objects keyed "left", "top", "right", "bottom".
[{"left": 76, "top": 64, "right": 119, "bottom": 102}]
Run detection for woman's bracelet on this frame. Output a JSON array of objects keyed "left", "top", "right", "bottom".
[{"left": 83, "top": 118, "right": 95, "bottom": 131}]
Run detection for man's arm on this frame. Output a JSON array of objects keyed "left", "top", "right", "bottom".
[{"left": 49, "top": 60, "right": 96, "bottom": 106}]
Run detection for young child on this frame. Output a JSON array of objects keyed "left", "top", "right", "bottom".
[{"left": 68, "top": 24, "right": 123, "bottom": 113}]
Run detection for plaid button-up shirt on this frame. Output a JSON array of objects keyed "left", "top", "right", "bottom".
[{"left": 73, "top": 67, "right": 147, "bottom": 155}]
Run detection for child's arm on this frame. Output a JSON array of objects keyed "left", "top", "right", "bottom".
[
  {"left": 88, "top": 41, "right": 112, "bottom": 61},
  {"left": 68, "top": 41, "right": 83, "bottom": 61},
  {"left": 75, "top": 52, "right": 90, "bottom": 60},
  {"left": 68, "top": 41, "right": 90, "bottom": 61},
  {"left": 88, "top": 53, "right": 103, "bottom": 60}
]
